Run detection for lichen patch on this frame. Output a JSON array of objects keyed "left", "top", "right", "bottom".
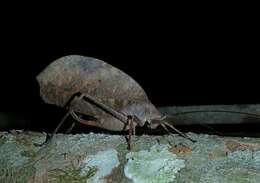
[
  {"left": 80, "top": 149, "right": 120, "bottom": 183},
  {"left": 124, "top": 144, "right": 185, "bottom": 183},
  {"left": 225, "top": 140, "right": 260, "bottom": 153},
  {"left": 169, "top": 144, "right": 192, "bottom": 154}
]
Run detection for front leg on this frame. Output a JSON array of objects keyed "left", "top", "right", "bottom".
[{"left": 126, "top": 115, "right": 135, "bottom": 150}]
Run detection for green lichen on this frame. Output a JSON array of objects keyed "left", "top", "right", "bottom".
[
  {"left": 0, "top": 159, "right": 36, "bottom": 183},
  {"left": 49, "top": 165, "right": 98, "bottom": 183},
  {"left": 199, "top": 150, "right": 260, "bottom": 183},
  {"left": 80, "top": 149, "right": 120, "bottom": 183},
  {"left": 0, "top": 133, "right": 7, "bottom": 145},
  {"left": 20, "top": 150, "right": 37, "bottom": 158},
  {"left": 124, "top": 144, "right": 185, "bottom": 183},
  {"left": 2, "top": 132, "right": 260, "bottom": 182}
]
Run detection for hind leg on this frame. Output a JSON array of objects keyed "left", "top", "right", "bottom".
[
  {"left": 34, "top": 94, "right": 84, "bottom": 146},
  {"left": 65, "top": 122, "right": 76, "bottom": 134}
]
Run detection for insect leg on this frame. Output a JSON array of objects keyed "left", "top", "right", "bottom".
[
  {"left": 52, "top": 94, "right": 88, "bottom": 135},
  {"left": 34, "top": 110, "right": 72, "bottom": 146},
  {"left": 65, "top": 122, "right": 76, "bottom": 134},
  {"left": 127, "top": 115, "right": 135, "bottom": 150},
  {"left": 78, "top": 92, "right": 129, "bottom": 125},
  {"left": 133, "top": 124, "right": 136, "bottom": 136},
  {"left": 163, "top": 121, "right": 196, "bottom": 143},
  {"left": 35, "top": 94, "right": 84, "bottom": 146},
  {"left": 70, "top": 110, "right": 103, "bottom": 128},
  {"left": 76, "top": 93, "right": 144, "bottom": 140}
]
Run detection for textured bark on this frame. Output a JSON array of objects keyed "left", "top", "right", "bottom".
[{"left": 1, "top": 131, "right": 260, "bottom": 183}]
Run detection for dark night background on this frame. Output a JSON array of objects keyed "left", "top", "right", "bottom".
[{"left": 0, "top": 7, "right": 259, "bottom": 136}]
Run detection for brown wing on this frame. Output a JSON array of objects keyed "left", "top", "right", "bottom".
[{"left": 36, "top": 55, "right": 150, "bottom": 118}]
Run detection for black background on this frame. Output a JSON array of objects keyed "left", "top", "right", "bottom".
[{"left": 0, "top": 7, "right": 259, "bottom": 134}]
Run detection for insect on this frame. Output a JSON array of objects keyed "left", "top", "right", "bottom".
[{"left": 36, "top": 55, "right": 194, "bottom": 149}]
